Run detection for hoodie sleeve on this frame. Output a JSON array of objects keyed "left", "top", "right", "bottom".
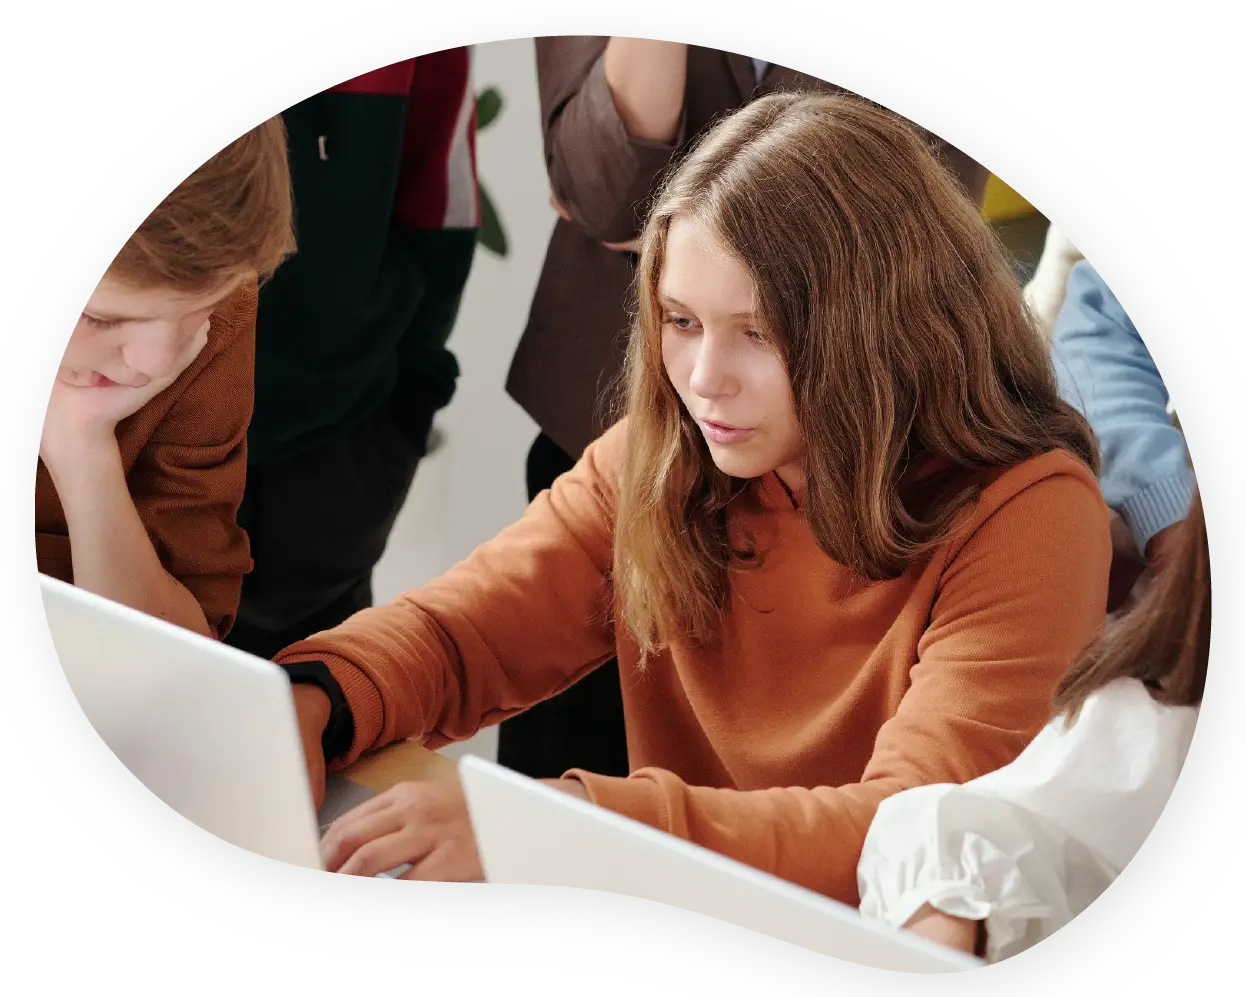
[
  {"left": 128, "top": 282, "right": 257, "bottom": 638},
  {"left": 1051, "top": 262, "right": 1195, "bottom": 551},
  {"left": 274, "top": 422, "right": 627, "bottom": 768}
]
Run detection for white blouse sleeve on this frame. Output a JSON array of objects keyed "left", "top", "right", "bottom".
[{"left": 856, "top": 679, "right": 1197, "bottom": 962}]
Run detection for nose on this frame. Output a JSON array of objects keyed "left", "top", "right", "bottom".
[{"left": 687, "top": 330, "right": 738, "bottom": 400}]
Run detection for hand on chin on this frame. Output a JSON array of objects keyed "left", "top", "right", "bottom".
[{"left": 42, "top": 322, "right": 209, "bottom": 469}]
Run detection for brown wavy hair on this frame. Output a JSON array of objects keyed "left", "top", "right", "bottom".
[
  {"left": 108, "top": 115, "right": 295, "bottom": 292},
  {"left": 613, "top": 91, "right": 1099, "bottom": 663},
  {"left": 1054, "top": 491, "right": 1209, "bottom": 721}
]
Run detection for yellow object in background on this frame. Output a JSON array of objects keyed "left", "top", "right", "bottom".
[{"left": 982, "top": 174, "right": 1038, "bottom": 222}]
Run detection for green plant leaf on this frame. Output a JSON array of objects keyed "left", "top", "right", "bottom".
[
  {"left": 478, "top": 184, "right": 508, "bottom": 257},
  {"left": 476, "top": 87, "right": 503, "bottom": 130}
]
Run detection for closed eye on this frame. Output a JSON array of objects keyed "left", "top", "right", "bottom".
[{"left": 81, "top": 314, "right": 125, "bottom": 330}]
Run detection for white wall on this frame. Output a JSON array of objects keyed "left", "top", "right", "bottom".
[{"left": 371, "top": 38, "right": 557, "bottom": 762}]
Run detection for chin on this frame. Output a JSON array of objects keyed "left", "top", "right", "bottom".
[{"left": 705, "top": 446, "right": 772, "bottom": 481}]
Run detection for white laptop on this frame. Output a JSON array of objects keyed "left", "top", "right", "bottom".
[
  {"left": 41, "top": 573, "right": 325, "bottom": 870},
  {"left": 460, "top": 756, "right": 980, "bottom": 972},
  {"left": 42, "top": 573, "right": 979, "bottom": 971}
]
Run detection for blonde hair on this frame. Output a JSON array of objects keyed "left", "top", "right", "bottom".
[
  {"left": 613, "top": 92, "right": 1098, "bottom": 663},
  {"left": 108, "top": 116, "right": 295, "bottom": 291}
]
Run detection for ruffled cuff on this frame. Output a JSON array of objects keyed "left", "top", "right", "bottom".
[{"left": 857, "top": 787, "right": 1059, "bottom": 963}]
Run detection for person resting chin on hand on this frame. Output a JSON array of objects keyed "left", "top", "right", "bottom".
[
  {"left": 41, "top": 306, "right": 216, "bottom": 635},
  {"left": 35, "top": 116, "right": 295, "bottom": 639}
]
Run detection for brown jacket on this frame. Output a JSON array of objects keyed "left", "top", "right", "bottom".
[
  {"left": 35, "top": 281, "right": 257, "bottom": 637},
  {"left": 506, "top": 38, "right": 990, "bottom": 459},
  {"left": 276, "top": 420, "right": 1110, "bottom": 903}
]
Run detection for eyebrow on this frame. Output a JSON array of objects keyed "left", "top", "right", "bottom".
[{"left": 658, "top": 293, "right": 755, "bottom": 320}]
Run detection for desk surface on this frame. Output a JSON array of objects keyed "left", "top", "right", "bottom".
[
  {"left": 343, "top": 738, "right": 458, "bottom": 789},
  {"left": 319, "top": 740, "right": 458, "bottom": 828}
]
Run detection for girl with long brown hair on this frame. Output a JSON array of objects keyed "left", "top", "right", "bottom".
[
  {"left": 289, "top": 91, "right": 1112, "bottom": 903},
  {"left": 859, "top": 491, "right": 1208, "bottom": 962}
]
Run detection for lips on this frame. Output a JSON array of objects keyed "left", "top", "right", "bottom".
[
  {"left": 699, "top": 419, "right": 756, "bottom": 444},
  {"left": 88, "top": 372, "right": 146, "bottom": 388}
]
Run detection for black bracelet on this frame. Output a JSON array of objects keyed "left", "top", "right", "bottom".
[{"left": 279, "top": 659, "right": 354, "bottom": 763}]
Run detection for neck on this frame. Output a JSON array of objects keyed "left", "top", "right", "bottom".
[{"left": 772, "top": 463, "right": 806, "bottom": 508}]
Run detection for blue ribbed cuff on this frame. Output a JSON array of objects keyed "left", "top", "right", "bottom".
[{"left": 1120, "top": 471, "right": 1196, "bottom": 554}]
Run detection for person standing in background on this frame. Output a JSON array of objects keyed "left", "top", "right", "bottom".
[
  {"left": 499, "top": 37, "right": 991, "bottom": 780},
  {"left": 224, "top": 52, "right": 480, "bottom": 662}
]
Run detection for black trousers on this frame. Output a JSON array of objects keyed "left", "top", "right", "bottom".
[
  {"left": 224, "top": 397, "right": 433, "bottom": 662},
  {"left": 494, "top": 432, "right": 631, "bottom": 779}
]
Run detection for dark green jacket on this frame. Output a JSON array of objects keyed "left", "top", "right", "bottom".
[{"left": 250, "top": 52, "right": 479, "bottom": 465}]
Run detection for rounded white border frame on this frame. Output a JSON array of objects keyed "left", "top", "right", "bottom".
[{"left": 0, "top": 1, "right": 1240, "bottom": 995}]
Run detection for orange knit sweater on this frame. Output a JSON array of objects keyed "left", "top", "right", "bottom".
[
  {"left": 35, "top": 281, "right": 256, "bottom": 638},
  {"left": 278, "top": 420, "right": 1111, "bottom": 903}
]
